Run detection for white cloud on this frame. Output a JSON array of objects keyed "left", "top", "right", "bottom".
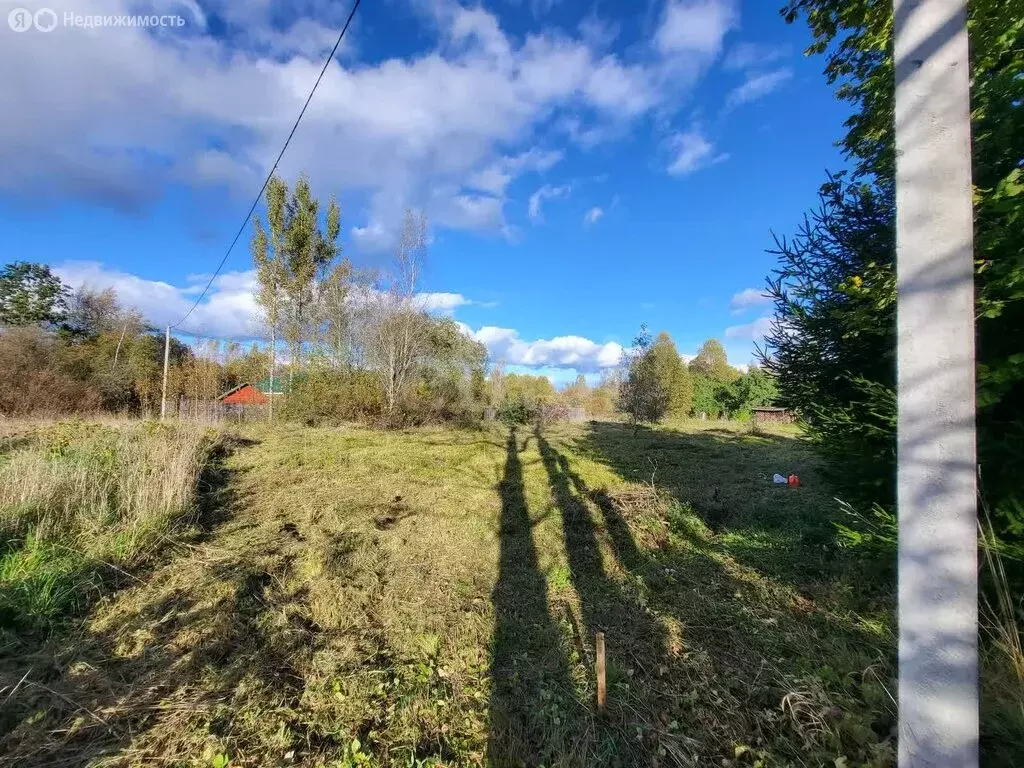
[
  {"left": 350, "top": 221, "right": 393, "bottom": 252},
  {"left": 556, "top": 116, "right": 623, "bottom": 149},
  {"left": 528, "top": 184, "right": 571, "bottom": 221},
  {"left": 432, "top": 189, "right": 506, "bottom": 232},
  {"left": 655, "top": 0, "right": 737, "bottom": 57},
  {"left": 725, "top": 315, "right": 773, "bottom": 341},
  {"left": 54, "top": 261, "right": 263, "bottom": 338},
  {"left": 583, "top": 57, "right": 658, "bottom": 117},
  {"left": 583, "top": 206, "right": 604, "bottom": 226},
  {"left": 726, "top": 67, "right": 793, "bottom": 108},
  {"left": 419, "top": 291, "right": 472, "bottom": 312},
  {"left": 468, "top": 326, "right": 623, "bottom": 372},
  {"left": 52, "top": 260, "right": 475, "bottom": 336},
  {"left": 729, "top": 287, "right": 771, "bottom": 314},
  {"left": 530, "top": 0, "right": 562, "bottom": 17},
  {"left": 666, "top": 127, "right": 727, "bottom": 176},
  {"left": 578, "top": 13, "right": 619, "bottom": 50},
  {"left": 723, "top": 42, "right": 789, "bottom": 71},
  {"left": 466, "top": 148, "right": 563, "bottom": 195},
  {"left": 1, "top": 0, "right": 743, "bottom": 244}
]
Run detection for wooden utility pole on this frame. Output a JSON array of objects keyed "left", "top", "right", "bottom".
[
  {"left": 893, "top": 0, "right": 977, "bottom": 765},
  {"left": 160, "top": 326, "right": 171, "bottom": 421}
]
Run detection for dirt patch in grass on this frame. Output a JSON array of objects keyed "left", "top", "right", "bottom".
[{"left": 1, "top": 420, "right": 901, "bottom": 767}]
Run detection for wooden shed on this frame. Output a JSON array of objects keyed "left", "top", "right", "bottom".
[
  {"left": 219, "top": 383, "right": 270, "bottom": 406},
  {"left": 752, "top": 406, "right": 794, "bottom": 424}
]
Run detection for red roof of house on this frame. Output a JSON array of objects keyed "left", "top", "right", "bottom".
[{"left": 220, "top": 383, "right": 269, "bottom": 405}]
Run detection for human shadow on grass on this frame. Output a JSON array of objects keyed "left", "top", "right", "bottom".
[
  {"left": 580, "top": 421, "right": 896, "bottom": 630},
  {"left": 487, "top": 427, "right": 586, "bottom": 766},
  {"left": 574, "top": 421, "right": 890, "bottom": 603},
  {"left": 533, "top": 427, "right": 704, "bottom": 766},
  {"left": 555, "top": 423, "right": 897, "bottom": 762}
]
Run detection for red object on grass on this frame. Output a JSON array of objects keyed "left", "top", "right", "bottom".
[{"left": 787, "top": 474, "right": 801, "bottom": 488}]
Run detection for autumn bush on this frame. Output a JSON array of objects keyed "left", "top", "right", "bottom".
[
  {"left": 0, "top": 327, "right": 103, "bottom": 416},
  {"left": 281, "top": 369, "right": 385, "bottom": 426}
]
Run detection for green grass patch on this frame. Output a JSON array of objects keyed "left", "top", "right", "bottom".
[
  {"left": 0, "top": 537, "right": 98, "bottom": 627},
  {"left": 4, "top": 417, "right": 1013, "bottom": 765}
]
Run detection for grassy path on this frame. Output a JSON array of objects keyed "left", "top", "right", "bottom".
[{"left": 2, "top": 421, "right": 896, "bottom": 767}]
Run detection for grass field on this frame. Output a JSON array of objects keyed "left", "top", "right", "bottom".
[{"left": 2, "top": 418, "right": 904, "bottom": 766}]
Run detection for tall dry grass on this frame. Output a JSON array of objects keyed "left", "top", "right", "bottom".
[
  {"left": 980, "top": 515, "right": 1024, "bottom": 761},
  {"left": 0, "top": 420, "right": 214, "bottom": 628}
]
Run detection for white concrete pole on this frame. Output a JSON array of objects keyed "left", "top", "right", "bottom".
[
  {"left": 894, "top": 1, "right": 978, "bottom": 765},
  {"left": 160, "top": 326, "right": 171, "bottom": 421}
]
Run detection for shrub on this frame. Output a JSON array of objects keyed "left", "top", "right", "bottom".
[
  {"left": 497, "top": 395, "right": 534, "bottom": 426},
  {"left": 403, "top": 369, "right": 482, "bottom": 426},
  {"left": 281, "top": 369, "right": 385, "bottom": 426},
  {"left": 0, "top": 327, "right": 102, "bottom": 416},
  {"left": 539, "top": 401, "right": 573, "bottom": 423}
]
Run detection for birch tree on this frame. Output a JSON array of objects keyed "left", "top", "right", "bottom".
[
  {"left": 366, "top": 210, "right": 431, "bottom": 420},
  {"left": 253, "top": 175, "right": 342, "bottom": 408}
]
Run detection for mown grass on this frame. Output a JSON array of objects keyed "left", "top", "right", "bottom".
[
  {"left": 1, "top": 417, "right": 906, "bottom": 767},
  {"left": 1, "top": 417, "right": 1017, "bottom": 766}
]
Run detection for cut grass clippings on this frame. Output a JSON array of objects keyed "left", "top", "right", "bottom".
[{"left": 1, "top": 418, "right": 906, "bottom": 766}]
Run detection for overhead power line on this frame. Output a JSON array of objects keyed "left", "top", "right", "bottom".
[{"left": 170, "top": 0, "right": 363, "bottom": 330}]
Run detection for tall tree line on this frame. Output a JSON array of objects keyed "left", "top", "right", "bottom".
[
  {"left": 249, "top": 178, "right": 488, "bottom": 426},
  {"left": 0, "top": 262, "right": 272, "bottom": 416},
  {"left": 620, "top": 328, "right": 776, "bottom": 426}
]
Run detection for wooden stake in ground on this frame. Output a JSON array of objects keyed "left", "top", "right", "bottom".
[{"left": 595, "top": 631, "right": 606, "bottom": 712}]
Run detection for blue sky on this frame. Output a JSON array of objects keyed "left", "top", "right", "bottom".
[{"left": 0, "top": 0, "right": 848, "bottom": 385}]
